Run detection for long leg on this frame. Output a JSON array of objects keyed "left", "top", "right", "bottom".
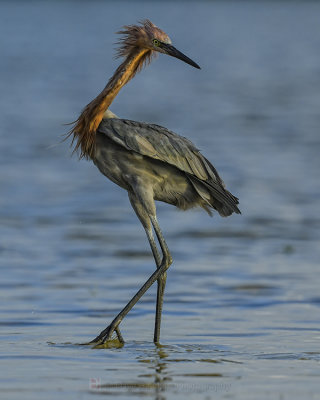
[
  {"left": 151, "top": 215, "right": 170, "bottom": 343},
  {"left": 129, "top": 197, "right": 168, "bottom": 343},
  {"left": 90, "top": 194, "right": 172, "bottom": 344},
  {"left": 128, "top": 193, "right": 162, "bottom": 267},
  {"left": 128, "top": 194, "right": 166, "bottom": 342},
  {"left": 90, "top": 246, "right": 172, "bottom": 344}
]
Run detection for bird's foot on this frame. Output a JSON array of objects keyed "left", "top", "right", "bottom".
[{"left": 89, "top": 324, "right": 124, "bottom": 347}]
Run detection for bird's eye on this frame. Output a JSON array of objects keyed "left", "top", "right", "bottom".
[{"left": 152, "top": 39, "right": 160, "bottom": 47}]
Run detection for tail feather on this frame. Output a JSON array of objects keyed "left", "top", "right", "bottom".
[{"left": 188, "top": 176, "right": 240, "bottom": 217}]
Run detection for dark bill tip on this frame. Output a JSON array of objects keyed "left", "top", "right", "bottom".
[{"left": 161, "top": 43, "right": 201, "bottom": 69}]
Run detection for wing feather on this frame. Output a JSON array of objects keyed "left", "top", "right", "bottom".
[
  {"left": 98, "top": 118, "right": 240, "bottom": 215},
  {"left": 99, "top": 118, "right": 218, "bottom": 182}
]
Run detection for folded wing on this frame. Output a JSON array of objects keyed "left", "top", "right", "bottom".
[{"left": 98, "top": 118, "right": 240, "bottom": 216}]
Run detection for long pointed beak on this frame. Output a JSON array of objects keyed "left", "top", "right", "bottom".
[{"left": 161, "top": 43, "right": 201, "bottom": 69}]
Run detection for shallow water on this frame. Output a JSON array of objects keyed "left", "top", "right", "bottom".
[{"left": 1, "top": 1, "right": 320, "bottom": 399}]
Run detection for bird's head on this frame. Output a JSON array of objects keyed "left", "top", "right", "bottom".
[{"left": 116, "top": 19, "right": 200, "bottom": 69}]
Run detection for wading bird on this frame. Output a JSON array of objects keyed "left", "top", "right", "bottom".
[{"left": 68, "top": 20, "right": 240, "bottom": 345}]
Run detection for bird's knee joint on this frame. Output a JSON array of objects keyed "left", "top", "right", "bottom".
[
  {"left": 166, "top": 253, "right": 173, "bottom": 266},
  {"left": 161, "top": 256, "right": 172, "bottom": 271}
]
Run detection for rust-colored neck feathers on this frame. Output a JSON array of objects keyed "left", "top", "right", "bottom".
[
  {"left": 69, "top": 48, "right": 152, "bottom": 159},
  {"left": 68, "top": 20, "right": 163, "bottom": 159}
]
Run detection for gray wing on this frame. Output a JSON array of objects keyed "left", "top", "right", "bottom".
[
  {"left": 98, "top": 118, "right": 240, "bottom": 215},
  {"left": 99, "top": 118, "right": 223, "bottom": 183}
]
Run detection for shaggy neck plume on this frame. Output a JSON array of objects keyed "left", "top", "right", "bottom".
[{"left": 69, "top": 47, "right": 152, "bottom": 159}]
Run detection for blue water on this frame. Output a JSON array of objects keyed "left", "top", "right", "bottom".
[{"left": 1, "top": 1, "right": 320, "bottom": 399}]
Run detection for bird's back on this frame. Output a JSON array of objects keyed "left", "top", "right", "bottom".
[{"left": 95, "top": 118, "right": 240, "bottom": 217}]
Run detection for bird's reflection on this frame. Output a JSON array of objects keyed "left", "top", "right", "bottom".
[
  {"left": 96, "top": 344, "right": 171, "bottom": 399},
  {"left": 137, "top": 344, "right": 171, "bottom": 400}
]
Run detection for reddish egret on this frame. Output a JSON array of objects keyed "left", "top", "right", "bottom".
[{"left": 68, "top": 20, "right": 240, "bottom": 345}]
